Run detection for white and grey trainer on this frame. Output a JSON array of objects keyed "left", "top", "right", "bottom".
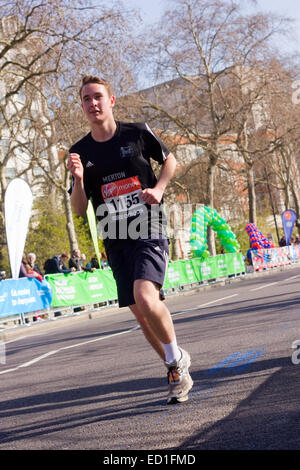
[{"left": 165, "top": 348, "right": 193, "bottom": 405}]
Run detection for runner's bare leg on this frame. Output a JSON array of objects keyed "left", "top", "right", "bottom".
[
  {"left": 129, "top": 303, "right": 165, "bottom": 360},
  {"left": 133, "top": 279, "right": 177, "bottom": 346}
]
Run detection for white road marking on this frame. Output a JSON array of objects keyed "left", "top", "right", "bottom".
[
  {"left": 0, "top": 327, "right": 139, "bottom": 376},
  {"left": 0, "top": 295, "right": 238, "bottom": 375},
  {"left": 172, "top": 294, "right": 238, "bottom": 316},
  {"left": 18, "top": 350, "right": 58, "bottom": 368},
  {"left": 249, "top": 273, "right": 300, "bottom": 292},
  {"left": 283, "top": 274, "right": 300, "bottom": 282},
  {"left": 250, "top": 282, "right": 279, "bottom": 292}
]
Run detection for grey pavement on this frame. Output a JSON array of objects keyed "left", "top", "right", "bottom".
[{"left": 0, "top": 264, "right": 300, "bottom": 452}]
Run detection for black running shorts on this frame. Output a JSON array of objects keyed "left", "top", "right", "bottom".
[{"left": 106, "top": 238, "right": 169, "bottom": 307}]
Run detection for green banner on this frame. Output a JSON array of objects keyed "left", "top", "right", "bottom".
[
  {"left": 46, "top": 269, "right": 117, "bottom": 307},
  {"left": 224, "top": 252, "right": 245, "bottom": 275},
  {"left": 163, "top": 253, "right": 245, "bottom": 288},
  {"left": 182, "top": 260, "right": 199, "bottom": 284},
  {"left": 163, "top": 261, "right": 187, "bottom": 289},
  {"left": 46, "top": 253, "right": 245, "bottom": 307}
]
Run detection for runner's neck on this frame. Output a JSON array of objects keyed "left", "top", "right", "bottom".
[{"left": 91, "top": 120, "right": 117, "bottom": 143}]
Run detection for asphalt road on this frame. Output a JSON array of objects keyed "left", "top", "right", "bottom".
[{"left": 1, "top": 266, "right": 300, "bottom": 453}]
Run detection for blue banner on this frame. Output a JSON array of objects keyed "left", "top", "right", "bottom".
[
  {"left": 0, "top": 278, "right": 53, "bottom": 318},
  {"left": 281, "top": 209, "right": 297, "bottom": 245}
]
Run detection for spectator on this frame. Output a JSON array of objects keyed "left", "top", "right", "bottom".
[
  {"left": 27, "top": 252, "right": 43, "bottom": 276},
  {"left": 246, "top": 248, "right": 253, "bottom": 266},
  {"left": 279, "top": 236, "right": 286, "bottom": 247},
  {"left": 69, "top": 249, "right": 95, "bottom": 272},
  {"left": 44, "top": 253, "right": 75, "bottom": 275},
  {"left": 69, "top": 249, "right": 81, "bottom": 271},
  {"left": 101, "top": 251, "right": 109, "bottom": 269},
  {"left": 90, "top": 253, "right": 100, "bottom": 269},
  {"left": 295, "top": 235, "right": 300, "bottom": 245},
  {"left": 20, "top": 254, "right": 43, "bottom": 281},
  {"left": 0, "top": 271, "right": 6, "bottom": 281}
]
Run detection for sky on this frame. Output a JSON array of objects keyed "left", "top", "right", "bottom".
[{"left": 125, "top": 0, "right": 300, "bottom": 48}]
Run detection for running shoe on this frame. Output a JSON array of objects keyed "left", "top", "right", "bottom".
[{"left": 165, "top": 348, "right": 193, "bottom": 404}]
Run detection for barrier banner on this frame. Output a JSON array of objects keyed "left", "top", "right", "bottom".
[
  {"left": 0, "top": 255, "right": 246, "bottom": 315},
  {"left": 251, "top": 245, "right": 300, "bottom": 270},
  {"left": 46, "top": 269, "right": 118, "bottom": 308},
  {"left": 289, "top": 244, "right": 300, "bottom": 260},
  {"left": 224, "top": 253, "right": 246, "bottom": 276},
  {"left": 47, "top": 253, "right": 246, "bottom": 305},
  {"left": 163, "top": 261, "right": 191, "bottom": 288},
  {"left": 164, "top": 253, "right": 245, "bottom": 288},
  {"left": 197, "top": 256, "right": 218, "bottom": 281},
  {"left": 182, "top": 260, "right": 199, "bottom": 284},
  {"left": 0, "top": 278, "right": 53, "bottom": 318}
]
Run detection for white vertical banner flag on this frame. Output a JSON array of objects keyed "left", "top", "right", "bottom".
[
  {"left": 4, "top": 178, "right": 33, "bottom": 279},
  {"left": 86, "top": 200, "right": 101, "bottom": 268}
]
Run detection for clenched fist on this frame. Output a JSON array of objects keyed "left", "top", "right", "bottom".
[{"left": 67, "top": 153, "right": 84, "bottom": 181}]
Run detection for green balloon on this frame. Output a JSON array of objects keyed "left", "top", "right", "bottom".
[{"left": 190, "top": 206, "right": 240, "bottom": 259}]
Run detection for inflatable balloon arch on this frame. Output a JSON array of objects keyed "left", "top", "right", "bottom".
[
  {"left": 244, "top": 223, "right": 276, "bottom": 268},
  {"left": 245, "top": 223, "right": 275, "bottom": 249},
  {"left": 190, "top": 206, "right": 240, "bottom": 260},
  {"left": 189, "top": 208, "right": 300, "bottom": 270}
]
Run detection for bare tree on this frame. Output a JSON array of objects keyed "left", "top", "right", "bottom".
[
  {"left": 0, "top": 0, "right": 139, "bottom": 265},
  {"left": 124, "top": 0, "right": 293, "bottom": 253},
  {"left": 258, "top": 62, "right": 300, "bottom": 232}
]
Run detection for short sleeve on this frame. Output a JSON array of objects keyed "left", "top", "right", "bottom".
[{"left": 142, "top": 123, "right": 170, "bottom": 164}]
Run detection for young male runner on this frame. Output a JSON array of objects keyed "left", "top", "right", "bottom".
[{"left": 67, "top": 75, "right": 193, "bottom": 404}]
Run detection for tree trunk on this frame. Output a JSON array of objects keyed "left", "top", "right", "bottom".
[
  {"left": 0, "top": 169, "right": 8, "bottom": 270},
  {"left": 247, "top": 165, "right": 257, "bottom": 225},
  {"left": 206, "top": 157, "right": 216, "bottom": 257},
  {"left": 290, "top": 179, "right": 300, "bottom": 235}
]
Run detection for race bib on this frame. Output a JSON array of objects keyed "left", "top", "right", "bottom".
[{"left": 101, "top": 176, "right": 146, "bottom": 220}]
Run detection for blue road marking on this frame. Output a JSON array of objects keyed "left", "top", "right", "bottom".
[
  {"left": 207, "top": 352, "right": 242, "bottom": 374},
  {"left": 225, "top": 350, "right": 257, "bottom": 368},
  {"left": 207, "top": 349, "right": 265, "bottom": 375},
  {"left": 234, "top": 350, "right": 265, "bottom": 372}
]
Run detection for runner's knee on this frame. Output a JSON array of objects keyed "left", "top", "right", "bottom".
[{"left": 133, "top": 279, "right": 160, "bottom": 312}]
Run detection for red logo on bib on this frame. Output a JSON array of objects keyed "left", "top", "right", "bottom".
[{"left": 101, "top": 176, "right": 141, "bottom": 199}]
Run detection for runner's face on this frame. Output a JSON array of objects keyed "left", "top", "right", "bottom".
[{"left": 81, "top": 83, "right": 115, "bottom": 124}]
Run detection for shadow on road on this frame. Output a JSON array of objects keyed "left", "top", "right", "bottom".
[
  {"left": 177, "top": 355, "right": 300, "bottom": 450},
  {"left": 1, "top": 352, "right": 299, "bottom": 449},
  {"left": 0, "top": 373, "right": 165, "bottom": 446},
  {"left": 170, "top": 293, "right": 300, "bottom": 331}
]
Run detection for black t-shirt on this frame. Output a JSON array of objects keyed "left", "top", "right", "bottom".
[{"left": 69, "top": 121, "right": 170, "bottom": 250}]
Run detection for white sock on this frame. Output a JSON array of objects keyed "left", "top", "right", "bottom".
[{"left": 162, "top": 339, "right": 181, "bottom": 363}]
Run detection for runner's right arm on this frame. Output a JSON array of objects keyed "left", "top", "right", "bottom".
[{"left": 67, "top": 153, "right": 88, "bottom": 217}]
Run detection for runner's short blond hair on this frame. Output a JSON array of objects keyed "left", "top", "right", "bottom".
[{"left": 79, "top": 75, "right": 114, "bottom": 100}]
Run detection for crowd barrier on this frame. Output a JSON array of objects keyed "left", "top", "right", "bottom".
[
  {"left": 163, "top": 253, "right": 245, "bottom": 290},
  {"left": 0, "top": 253, "right": 246, "bottom": 327},
  {"left": 1, "top": 247, "right": 299, "bottom": 328},
  {"left": 0, "top": 277, "right": 53, "bottom": 324},
  {"left": 250, "top": 245, "right": 300, "bottom": 271}
]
